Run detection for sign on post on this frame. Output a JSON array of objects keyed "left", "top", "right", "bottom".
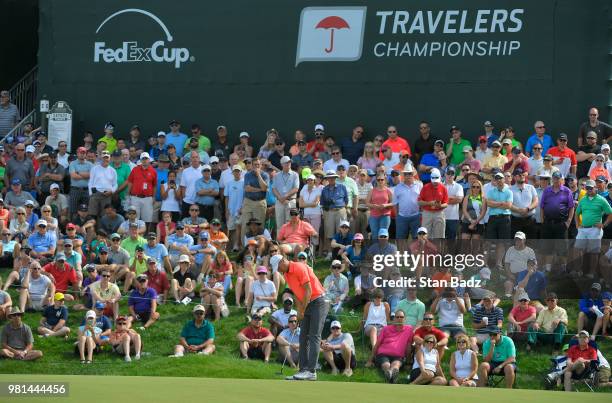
[{"left": 47, "top": 101, "right": 72, "bottom": 151}]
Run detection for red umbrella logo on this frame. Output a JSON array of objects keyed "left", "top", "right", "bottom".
[{"left": 316, "top": 16, "right": 350, "bottom": 53}]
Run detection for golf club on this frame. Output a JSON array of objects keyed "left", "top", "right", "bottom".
[{"left": 276, "top": 326, "right": 297, "bottom": 376}]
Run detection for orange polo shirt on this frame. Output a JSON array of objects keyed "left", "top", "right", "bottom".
[{"left": 284, "top": 261, "right": 324, "bottom": 303}]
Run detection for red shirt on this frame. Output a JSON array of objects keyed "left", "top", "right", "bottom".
[
  {"left": 546, "top": 147, "right": 577, "bottom": 167},
  {"left": 146, "top": 269, "right": 169, "bottom": 295},
  {"left": 379, "top": 136, "right": 412, "bottom": 160},
  {"left": 567, "top": 344, "right": 597, "bottom": 362},
  {"left": 278, "top": 220, "right": 317, "bottom": 244},
  {"left": 306, "top": 141, "right": 326, "bottom": 158},
  {"left": 414, "top": 326, "right": 447, "bottom": 342},
  {"left": 241, "top": 325, "right": 272, "bottom": 340},
  {"left": 418, "top": 183, "right": 448, "bottom": 212},
  {"left": 503, "top": 157, "right": 530, "bottom": 174},
  {"left": 43, "top": 262, "right": 77, "bottom": 293},
  {"left": 284, "top": 261, "right": 324, "bottom": 303},
  {"left": 128, "top": 165, "right": 158, "bottom": 197},
  {"left": 510, "top": 305, "right": 537, "bottom": 332}
]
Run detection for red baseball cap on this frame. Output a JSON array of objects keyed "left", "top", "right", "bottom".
[
  {"left": 66, "top": 223, "right": 76, "bottom": 229},
  {"left": 478, "top": 136, "right": 487, "bottom": 143},
  {"left": 77, "top": 146, "right": 87, "bottom": 153}
]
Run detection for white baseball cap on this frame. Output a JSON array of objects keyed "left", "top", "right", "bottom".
[
  {"left": 25, "top": 145, "right": 35, "bottom": 153},
  {"left": 314, "top": 124, "right": 325, "bottom": 132},
  {"left": 50, "top": 183, "right": 60, "bottom": 190},
  {"left": 36, "top": 219, "right": 48, "bottom": 227},
  {"left": 201, "top": 164, "right": 212, "bottom": 171},
  {"left": 239, "top": 131, "right": 249, "bottom": 138},
  {"left": 140, "top": 152, "right": 151, "bottom": 160},
  {"left": 179, "top": 254, "right": 190, "bottom": 263},
  {"left": 280, "top": 156, "right": 291, "bottom": 164},
  {"left": 232, "top": 165, "right": 243, "bottom": 172},
  {"left": 430, "top": 168, "right": 441, "bottom": 182},
  {"left": 330, "top": 320, "right": 341, "bottom": 329},
  {"left": 157, "top": 131, "right": 166, "bottom": 137},
  {"left": 479, "top": 267, "right": 491, "bottom": 280},
  {"left": 85, "top": 310, "right": 96, "bottom": 319},
  {"left": 514, "top": 231, "right": 526, "bottom": 240},
  {"left": 417, "top": 227, "right": 428, "bottom": 234},
  {"left": 209, "top": 156, "right": 219, "bottom": 164}
]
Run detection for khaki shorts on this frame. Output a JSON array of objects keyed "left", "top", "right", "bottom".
[
  {"left": 598, "top": 366, "right": 611, "bottom": 384},
  {"left": 227, "top": 214, "right": 241, "bottom": 231},
  {"left": 130, "top": 196, "right": 154, "bottom": 222},
  {"left": 323, "top": 208, "right": 347, "bottom": 239},
  {"left": 151, "top": 201, "right": 162, "bottom": 223}
]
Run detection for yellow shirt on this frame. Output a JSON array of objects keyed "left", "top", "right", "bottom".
[
  {"left": 482, "top": 154, "right": 508, "bottom": 180},
  {"left": 536, "top": 306, "right": 568, "bottom": 332},
  {"left": 99, "top": 135, "right": 118, "bottom": 153}
]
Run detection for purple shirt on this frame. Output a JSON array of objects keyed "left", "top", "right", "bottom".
[
  {"left": 128, "top": 287, "right": 157, "bottom": 313},
  {"left": 540, "top": 185, "right": 574, "bottom": 220},
  {"left": 83, "top": 275, "right": 101, "bottom": 300}
]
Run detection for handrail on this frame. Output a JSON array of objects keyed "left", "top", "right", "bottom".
[
  {"left": 9, "top": 65, "right": 38, "bottom": 119},
  {"left": 1, "top": 109, "right": 37, "bottom": 146}
]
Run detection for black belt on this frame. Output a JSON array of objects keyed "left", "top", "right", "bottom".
[
  {"left": 489, "top": 215, "right": 510, "bottom": 219},
  {"left": 246, "top": 198, "right": 265, "bottom": 202},
  {"left": 545, "top": 218, "right": 567, "bottom": 224},
  {"left": 132, "top": 195, "right": 151, "bottom": 198},
  {"left": 75, "top": 187, "right": 88, "bottom": 190}
]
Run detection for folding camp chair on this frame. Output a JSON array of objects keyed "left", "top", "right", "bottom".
[{"left": 567, "top": 338, "right": 600, "bottom": 392}]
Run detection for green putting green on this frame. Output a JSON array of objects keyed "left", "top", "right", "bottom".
[{"left": 1, "top": 374, "right": 609, "bottom": 403}]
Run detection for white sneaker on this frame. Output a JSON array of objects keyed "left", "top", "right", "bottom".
[
  {"left": 134, "top": 354, "right": 141, "bottom": 360},
  {"left": 288, "top": 370, "right": 312, "bottom": 380},
  {"left": 124, "top": 356, "right": 132, "bottom": 362}
]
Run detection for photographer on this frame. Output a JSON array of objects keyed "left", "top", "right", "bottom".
[{"left": 160, "top": 170, "right": 181, "bottom": 222}]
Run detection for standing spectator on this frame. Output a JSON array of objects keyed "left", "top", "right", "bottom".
[
  {"left": 320, "top": 171, "right": 348, "bottom": 259},
  {"left": 0, "top": 307, "right": 43, "bottom": 361},
  {"left": 291, "top": 140, "right": 314, "bottom": 171},
  {"left": 578, "top": 107, "right": 612, "bottom": 146},
  {"left": 237, "top": 313, "right": 274, "bottom": 362},
  {"left": 547, "top": 133, "right": 577, "bottom": 177},
  {"left": 45, "top": 183, "right": 69, "bottom": 226},
  {"left": 224, "top": 165, "right": 245, "bottom": 251},
  {"left": 194, "top": 165, "right": 219, "bottom": 221},
  {"left": 357, "top": 142, "right": 379, "bottom": 171},
  {"left": 474, "top": 136, "right": 492, "bottom": 165},
  {"left": 563, "top": 330, "right": 598, "bottom": 391},
  {"left": 446, "top": 126, "right": 471, "bottom": 166},
  {"left": 37, "top": 292, "right": 70, "bottom": 338},
  {"left": 527, "top": 143, "right": 545, "bottom": 181},
  {"left": 128, "top": 274, "right": 160, "bottom": 330},
  {"left": 299, "top": 174, "right": 322, "bottom": 253},
  {"left": 503, "top": 147, "right": 529, "bottom": 174},
  {"left": 379, "top": 125, "right": 411, "bottom": 162},
  {"left": 0, "top": 90, "right": 20, "bottom": 137},
  {"left": 393, "top": 166, "right": 422, "bottom": 239},
  {"left": 68, "top": 147, "right": 93, "bottom": 215},
  {"left": 417, "top": 168, "right": 448, "bottom": 239},
  {"left": 110, "top": 150, "right": 131, "bottom": 211},
  {"left": 127, "top": 152, "right": 157, "bottom": 228},
  {"left": 323, "top": 147, "right": 349, "bottom": 172},
  {"left": 335, "top": 165, "right": 358, "bottom": 231},
  {"left": 418, "top": 139, "right": 444, "bottom": 183},
  {"left": 268, "top": 138, "right": 287, "bottom": 170},
  {"left": 189, "top": 124, "right": 212, "bottom": 153},
  {"left": 165, "top": 120, "right": 188, "bottom": 157},
  {"left": 462, "top": 146, "right": 482, "bottom": 173},
  {"left": 444, "top": 167, "right": 464, "bottom": 240},
  {"left": 88, "top": 151, "right": 117, "bottom": 218},
  {"left": 525, "top": 120, "right": 553, "bottom": 156},
  {"left": 272, "top": 156, "right": 299, "bottom": 235},
  {"left": 352, "top": 169, "right": 372, "bottom": 236},
  {"left": 150, "top": 131, "right": 168, "bottom": 160},
  {"left": 412, "top": 121, "right": 439, "bottom": 165},
  {"left": 5, "top": 144, "right": 35, "bottom": 192},
  {"left": 179, "top": 151, "right": 202, "bottom": 216},
  {"left": 509, "top": 169, "right": 538, "bottom": 239},
  {"left": 98, "top": 122, "right": 117, "bottom": 153},
  {"left": 477, "top": 329, "right": 517, "bottom": 388},
  {"left": 171, "top": 304, "right": 216, "bottom": 357},
  {"left": 483, "top": 172, "right": 513, "bottom": 266},
  {"left": 240, "top": 158, "right": 269, "bottom": 240},
  {"left": 339, "top": 125, "right": 365, "bottom": 165},
  {"left": 366, "top": 174, "right": 393, "bottom": 238},
  {"left": 481, "top": 141, "right": 507, "bottom": 181},
  {"left": 366, "top": 310, "right": 414, "bottom": 384},
  {"left": 321, "top": 320, "right": 356, "bottom": 377}
]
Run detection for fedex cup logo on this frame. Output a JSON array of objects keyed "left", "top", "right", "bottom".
[
  {"left": 93, "top": 9, "right": 193, "bottom": 69},
  {"left": 296, "top": 7, "right": 367, "bottom": 66}
]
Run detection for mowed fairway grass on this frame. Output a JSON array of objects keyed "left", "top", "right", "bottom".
[
  {"left": 2, "top": 374, "right": 611, "bottom": 403},
  {"left": 1, "top": 258, "right": 611, "bottom": 395}
]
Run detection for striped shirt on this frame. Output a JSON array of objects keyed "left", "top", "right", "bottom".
[
  {"left": 0, "top": 103, "right": 20, "bottom": 136},
  {"left": 472, "top": 305, "right": 504, "bottom": 335}
]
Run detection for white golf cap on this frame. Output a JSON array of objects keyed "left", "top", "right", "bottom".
[
  {"left": 36, "top": 219, "right": 48, "bottom": 227},
  {"left": 479, "top": 267, "right": 491, "bottom": 280},
  {"left": 179, "top": 254, "right": 190, "bottom": 263},
  {"left": 430, "top": 168, "right": 441, "bottom": 182},
  {"left": 239, "top": 131, "right": 249, "bottom": 138},
  {"left": 280, "top": 156, "right": 291, "bottom": 164},
  {"left": 331, "top": 260, "right": 342, "bottom": 267},
  {"left": 201, "top": 164, "right": 212, "bottom": 171},
  {"left": 26, "top": 145, "right": 35, "bottom": 153},
  {"left": 514, "top": 231, "right": 526, "bottom": 240},
  {"left": 140, "top": 152, "right": 151, "bottom": 160},
  {"left": 85, "top": 310, "right": 96, "bottom": 319},
  {"left": 330, "top": 320, "right": 341, "bottom": 329},
  {"left": 402, "top": 165, "right": 415, "bottom": 173},
  {"left": 50, "top": 183, "right": 60, "bottom": 190},
  {"left": 232, "top": 165, "right": 243, "bottom": 172},
  {"left": 339, "top": 220, "right": 350, "bottom": 228},
  {"left": 209, "top": 156, "right": 219, "bottom": 164},
  {"left": 157, "top": 131, "right": 166, "bottom": 137},
  {"left": 417, "top": 227, "right": 428, "bottom": 234},
  {"left": 314, "top": 124, "right": 325, "bottom": 131}
]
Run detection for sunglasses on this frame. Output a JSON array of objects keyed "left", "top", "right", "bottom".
[
  {"left": 395, "top": 316, "right": 405, "bottom": 319},
  {"left": 472, "top": 186, "right": 481, "bottom": 189},
  {"left": 195, "top": 312, "right": 205, "bottom": 316},
  {"left": 288, "top": 320, "right": 298, "bottom": 324},
  {"left": 423, "top": 318, "right": 434, "bottom": 321},
  {"left": 331, "top": 152, "right": 340, "bottom": 155},
  {"left": 102, "top": 275, "right": 111, "bottom": 278},
  {"left": 269, "top": 249, "right": 278, "bottom": 253},
  {"left": 536, "top": 126, "right": 545, "bottom": 129},
  {"left": 425, "top": 340, "right": 435, "bottom": 344},
  {"left": 457, "top": 341, "right": 467, "bottom": 344},
  {"left": 533, "top": 147, "right": 543, "bottom": 150},
  {"left": 519, "top": 299, "right": 528, "bottom": 302},
  {"left": 117, "top": 322, "right": 127, "bottom": 325},
  {"left": 16, "top": 213, "right": 25, "bottom": 215},
  {"left": 332, "top": 266, "right": 341, "bottom": 270},
  {"left": 377, "top": 179, "right": 385, "bottom": 182}
]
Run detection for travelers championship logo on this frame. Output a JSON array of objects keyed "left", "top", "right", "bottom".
[
  {"left": 295, "top": 7, "right": 367, "bottom": 66},
  {"left": 93, "top": 8, "right": 193, "bottom": 69}
]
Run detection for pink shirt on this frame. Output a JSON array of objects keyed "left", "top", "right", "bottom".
[
  {"left": 377, "top": 324, "right": 414, "bottom": 357},
  {"left": 369, "top": 187, "right": 393, "bottom": 217},
  {"left": 510, "top": 305, "right": 536, "bottom": 332}
]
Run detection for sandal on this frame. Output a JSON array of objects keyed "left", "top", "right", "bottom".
[{"left": 80, "top": 360, "right": 86, "bottom": 364}]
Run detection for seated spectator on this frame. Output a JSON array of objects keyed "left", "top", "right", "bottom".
[
  {"left": 98, "top": 204, "right": 125, "bottom": 236},
  {"left": 181, "top": 205, "right": 207, "bottom": 238},
  {"left": 109, "top": 315, "right": 142, "bottom": 362},
  {"left": 77, "top": 310, "right": 102, "bottom": 364},
  {"left": 449, "top": 334, "right": 478, "bottom": 387},
  {"left": 477, "top": 328, "right": 517, "bottom": 388},
  {"left": 234, "top": 240, "right": 258, "bottom": 308},
  {"left": 269, "top": 297, "right": 297, "bottom": 336},
  {"left": 237, "top": 314, "right": 274, "bottom": 362},
  {"left": 128, "top": 274, "right": 160, "bottom": 330},
  {"left": 363, "top": 288, "right": 390, "bottom": 350},
  {"left": 89, "top": 270, "right": 121, "bottom": 320},
  {"left": 602, "top": 292, "right": 611, "bottom": 337},
  {"left": 321, "top": 320, "right": 356, "bottom": 377},
  {"left": 502, "top": 232, "right": 536, "bottom": 297},
  {"left": 170, "top": 255, "right": 195, "bottom": 303},
  {"left": 323, "top": 260, "right": 349, "bottom": 314},
  {"left": 578, "top": 283, "right": 605, "bottom": 340},
  {"left": 191, "top": 231, "right": 217, "bottom": 278},
  {"left": 431, "top": 287, "right": 467, "bottom": 340},
  {"left": 0, "top": 307, "right": 43, "bottom": 361},
  {"left": 527, "top": 292, "right": 568, "bottom": 354},
  {"left": 144, "top": 258, "right": 169, "bottom": 304},
  {"left": 208, "top": 218, "right": 229, "bottom": 250},
  {"left": 0, "top": 281, "right": 12, "bottom": 320},
  {"left": 199, "top": 272, "right": 226, "bottom": 321},
  {"left": 409, "top": 334, "right": 447, "bottom": 385},
  {"left": 247, "top": 266, "right": 276, "bottom": 316},
  {"left": 37, "top": 292, "right": 70, "bottom": 338},
  {"left": 124, "top": 246, "right": 148, "bottom": 294},
  {"left": 471, "top": 294, "right": 504, "bottom": 353},
  {"left": 242, "top": 218, "right": 272, "bottom": 247},
  {"left": 514, "top": 258, "right": 547, "bottom": 303},
  {"left": 170, "top": 304, "right": 216, "bottom": 357},
  {"left": 276, "top": 313, "right": 300, "bottom": 369},
  {"left": 330, "top": 220, "right": 353, "bottom": 260},
  {"left": 395, "top": 287, "right": 425, "bottom": 327},
  {"left": 18, "top": 262, "right": 54, "bottom": 312},
  {"left": 277, "top": 208, "right": 317, "bottom": 255},
  {"left": 366, "top": 310, "right": 414, "bottom": 384},
  {"left": 564, "top": 331, "right": 598, "bottom": 391},
  {"left": 165, "top": 223, "right": 194, "bottom": 267},
  {"left": 507, "top": 292, "right": 536, "bottom": 342},
  {"left": 351, "top": 263, "right": 377, "bottom": 308},
  {"left": 339, "top": 232, "right": 366, "bottom": 279},
  {"left": 208, "top": 250, "right": 233, "bottom": 295},
  {"left": 89, "top": 301, "right": 113, "bottom": 342},
  {"left": 413, "top": 312, "right": 449, "bottom": 358}
]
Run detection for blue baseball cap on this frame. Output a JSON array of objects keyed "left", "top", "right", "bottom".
[
  {"left": 200, "top": 231, "right": 209, "bottom": 240},
  {"left": 378, "top": 228, "right": 389, "bottom": 238},
  {"left": 11, "top": 178, "right": 21, "bottom": 185},
  {"left": 297, "top": 251, "right": 308, "bottom": 259},
  {"left": 602, "top": 292, "right": 612, "bottom": 300},
  {"left": 94, "top": 301, "right": 105, "bottom": 310}
]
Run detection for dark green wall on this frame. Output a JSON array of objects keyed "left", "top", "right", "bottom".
[
  {"left": 0, "top": 0, "right": 38, "bottom": 90},
  {"left": 38, "top": 0, "right": 611, "bottom": 146}
]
